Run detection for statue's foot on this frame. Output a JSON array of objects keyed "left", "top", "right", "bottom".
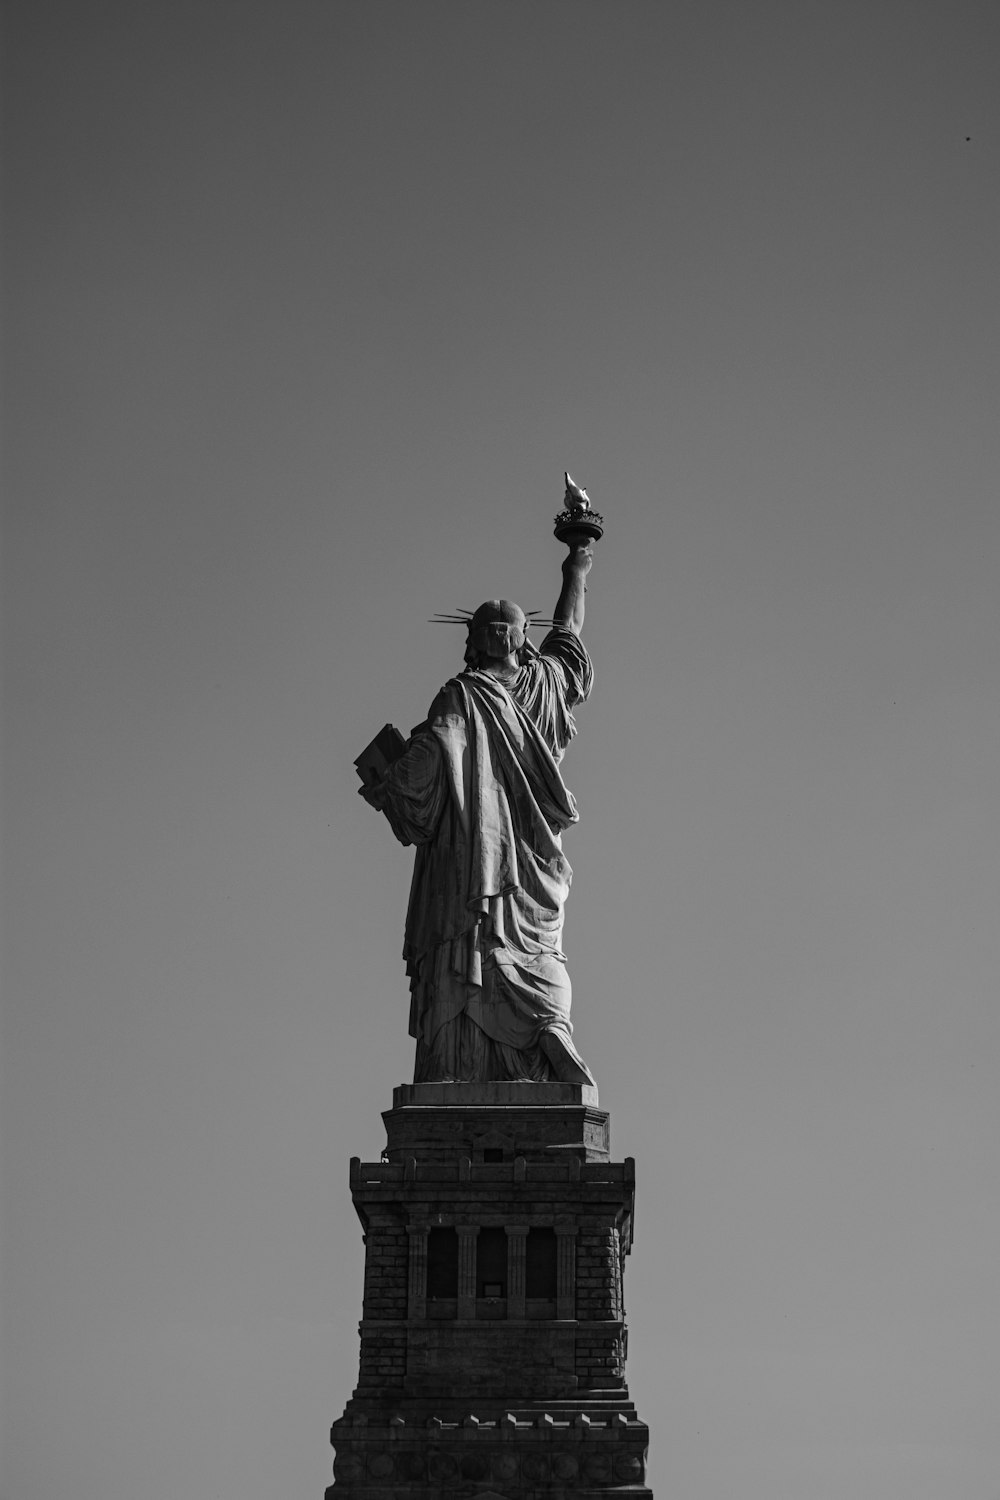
[{"left": 539, "top": 1030, "right": 597, "bottom": 1086}]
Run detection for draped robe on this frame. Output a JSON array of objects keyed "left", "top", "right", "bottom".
[{"left": 378, "top": 629, "right": 595, "bottom": 1083}]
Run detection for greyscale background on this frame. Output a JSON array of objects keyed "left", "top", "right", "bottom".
[{"left": 2, "top": 3, "right": 998, "bottom": 1497}]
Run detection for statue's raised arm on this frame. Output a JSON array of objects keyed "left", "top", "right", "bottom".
[
  {"left": 552, "top": 538, "right": 594, "bottom": 636},
  {"left": 552, "top": 469, "right": 603, "bottom": 636},
  {"left": 356, "top": 472, "right": 605, "bottom": 1087}
]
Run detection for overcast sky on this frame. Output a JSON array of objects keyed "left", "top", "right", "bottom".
[{"left": 3, "top": 3, "right": 999, "bottom": 1498}]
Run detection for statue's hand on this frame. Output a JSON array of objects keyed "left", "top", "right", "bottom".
[
  {"left": 563, "top": 540, "right": 594, "bottom": 575},
  {"left": 358, "top": 779, "right": 388, "bottom": 811}
]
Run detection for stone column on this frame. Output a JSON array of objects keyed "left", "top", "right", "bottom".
[
  {"left": 556, "top": 1224, "right": 576, "bottom": 1320},
  {"left": 610, "top": 1225, "right": 623, "bottom": 1319},
  {"left": 407, "top": 1224, "right": 428, "bottom": 1320},
  {"left": 506, "top": 1226, "right": 529, "bottom": 1319},
  {"left": 457, "top": 1226, "right": 478, "bottom": 1319}
]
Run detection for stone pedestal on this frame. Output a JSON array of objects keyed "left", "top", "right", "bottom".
[{"left": 326, "top": 1083, "right": 653, "bottom": 1497}]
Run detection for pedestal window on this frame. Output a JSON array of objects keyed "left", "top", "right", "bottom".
[
  {"left": 425, "top": 1226, "right": 458, "bottom": 1318},
  {"left": 476, "top": 1226, "right": 507, "bottom": 1300}
]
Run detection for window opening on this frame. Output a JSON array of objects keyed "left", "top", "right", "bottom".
[
  {"left": 426, "top": 1227, "right": 458, "bottom": 1300},
  {"left": 525, "top": 1227, "right": 558, "bottom": 1299},
  {"left": 476, "top": 1226, "right": 507, "bottom": 1298}
]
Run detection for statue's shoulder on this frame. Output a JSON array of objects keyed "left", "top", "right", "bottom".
[
  {"left": 539, "top": 625, "right": 591, "bottom": 662},
  {"left": 428, "top": 675, "right": 472, "bottom": 720},
  {"left": 534, "top": 628, "right": 594, "bottom": 706}
]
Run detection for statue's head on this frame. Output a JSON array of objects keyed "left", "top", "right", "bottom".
[{"left": 465, "top": 599, "right": 527, "bottom": 666}]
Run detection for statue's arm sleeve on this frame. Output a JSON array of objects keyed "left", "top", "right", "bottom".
[
  {"left": 512, "top": 629, "right": 593, "bottom": 761},
  {"left": 538, "top": 627, "right": 594, "bottom": 708},
  {"left": 375, "top": 731, "right": 448, "bottom": 846}
]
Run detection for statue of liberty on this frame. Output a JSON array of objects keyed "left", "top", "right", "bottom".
[{"left": 358, "top": 477, "right": 603, "bottom": 1085}]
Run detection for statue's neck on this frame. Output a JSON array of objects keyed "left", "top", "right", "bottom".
[{"left": 467, "top": 663, "right": 519, "bottom": 688}]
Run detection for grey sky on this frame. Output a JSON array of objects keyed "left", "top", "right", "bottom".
[{"left": 3, "top": 3, "right": 999, "bottom": 1497}]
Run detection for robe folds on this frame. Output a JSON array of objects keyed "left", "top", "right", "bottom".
[{"left": 379, "top": 629, "right": 595, "bottom": 1083}]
